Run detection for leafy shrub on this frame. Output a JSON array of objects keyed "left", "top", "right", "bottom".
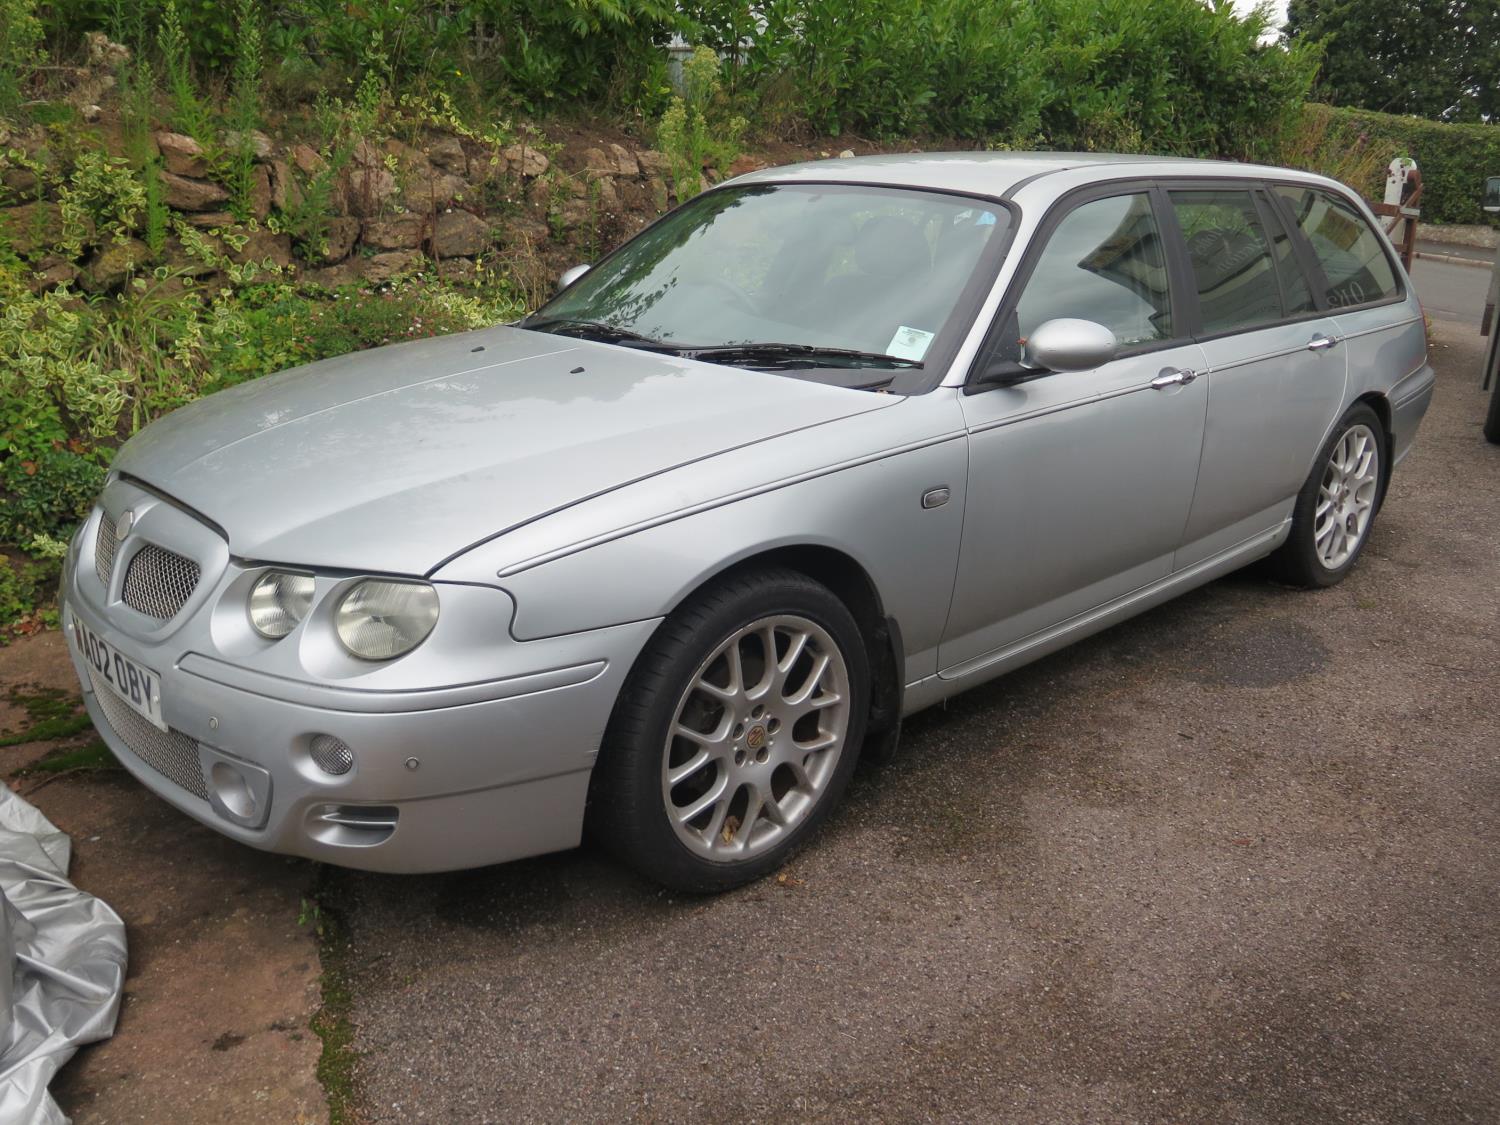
[
  {"left": 0, "top": 447, "right": 105, "bottom": 546},
  {"left": 0, "top": 265, "right": 129, "bottom": 453},
  {"left": 0, "top": 0, "right": 42, "bottom": 115},
  {"left": 657, "top": 45, "right": 744, "bottom": 200},
  {"left": 1282, "top": 103, "right": 1500, "bottom": 227},
  {"left": 686, "top": 0, "right": 1314, "bottom": 157},
  {"left": 201, "top": 277, "right": 525, "bottom": 390},
  {"left": 0, "top": 552, "right": 58, "bottom": 632}
]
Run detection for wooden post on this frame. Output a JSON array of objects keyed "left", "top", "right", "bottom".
[{"left": 1374, "top": 185, "right": 1422, "bottom": 272}]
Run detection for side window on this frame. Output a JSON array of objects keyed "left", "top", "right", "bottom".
[
  {"left": 1275, "top": 186, "right": 1400, "bottom": 309},
  {"left": 1167, "top": 189, "right": 1283, "bottom": 333},
  {"left": 1016, "top": 192, "right": 1172, "bottom": 348},
  {"left": 1259, "top": 194, "right": 1315, "bottom": 317}
]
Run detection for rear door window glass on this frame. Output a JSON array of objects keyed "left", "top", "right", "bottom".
[
  {"left": 1275, "top": 187, "right": 1400, "bottom": 308},
  {"left": 1168, "top": 189, "right": 1283, "bottom": 334},
  {"left": 1016, "top": 192, "right": 1172, "bottom": 347},
  {"left": 1259, "top": 195, "right": 1316, "bottom": 317}
]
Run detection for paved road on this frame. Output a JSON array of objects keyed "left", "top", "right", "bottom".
[
  {"left": 1416, "top": 238, "right": 1495, "bottom": 265},
  {"left": 1411, "top": 254, "right": 1489, "bottom": 325},
  {"left": 330, "top": 318, "right": 1499, "bottom": 1123}
]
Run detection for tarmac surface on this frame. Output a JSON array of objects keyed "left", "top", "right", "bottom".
[
  {"left": 330, "top": 313, "right": 1500, "bottom": 1123},
  {"left": 1410, "top": 254, "right": 1489, "bottom": 325}
]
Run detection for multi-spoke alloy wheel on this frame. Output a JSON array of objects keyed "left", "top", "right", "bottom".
[
  {"left": 663, "top": 615, "right": 850, "bottom": 860},
  {"left": 1269, "top": 403, "right": 1386, "bottom": 588},
  {"left": 1314, "top": 423, "right": 1380, "bottom": 570},
  {"left": 590, "top": 568, "right": 869, "bottom": 893}
]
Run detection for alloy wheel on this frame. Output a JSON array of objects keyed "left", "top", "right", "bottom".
[
  {"left": 1315, "top": 422, "right": 1380, "bottom": 570},
  {"left": 660, "top": 614, "right": 850, "bottom": 861}
]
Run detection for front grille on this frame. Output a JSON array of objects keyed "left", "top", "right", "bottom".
[
  {"left": 95, "top": 514, "right": 119, "bottom": 588},
  {"left": 122, "top": 543, "right": 202, "bottom": 620},
  {"left": 86, "top": 666, "right": 208, "bottom": 800}
]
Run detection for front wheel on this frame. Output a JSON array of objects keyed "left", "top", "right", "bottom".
[
  {"left": 588, "top": 569, "right": 869, "bottom": 893},
  {"left": 1268, "top": 403, "right": 1386, "bottom": 588}
]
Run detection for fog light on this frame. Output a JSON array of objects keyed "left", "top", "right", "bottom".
[
  {"left": 210, "top": 761, "right": 257, "bottom": 820},
  {"left": 310, "top": 734, "right": 354, "bottom": 776}
]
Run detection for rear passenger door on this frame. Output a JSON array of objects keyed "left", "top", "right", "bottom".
[
  {"left": 1168, "top": 185, "right": 1348, "bottom": 569},
  {"left": 1271, "top": 184, "right": 1424, "bottom": 453}
]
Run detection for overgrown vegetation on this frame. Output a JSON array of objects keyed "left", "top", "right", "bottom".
[
  {"left": 0, "top": 0, "right": 1490, "bottom": 638},
  {"left": 0, "top": 132, "right": 523, "bottom": 634},
  {"left": 657, "top": 45, "right": 743, "bottom": 201},
  {"left": 1284, "top": 103, "right": 1500, "bottom": 228}
]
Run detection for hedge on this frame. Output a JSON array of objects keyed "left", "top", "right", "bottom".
[{"left": 1287, "top": 104, "right": 1500, "bottom": 228}]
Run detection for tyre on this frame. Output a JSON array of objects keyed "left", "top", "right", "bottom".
[
  {"left": 1484, "top": 361, "right": 1500, "bottom": 445},
  {"left": 1268, "top": 403, "right": 1386, "bottom": 588},
  {"left": 588, "top": 568, "right": 869, "bottom": 893}
]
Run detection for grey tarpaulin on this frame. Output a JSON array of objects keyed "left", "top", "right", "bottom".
[{"left": 0, "top": 789, "right": 126, "bottom": 1124}]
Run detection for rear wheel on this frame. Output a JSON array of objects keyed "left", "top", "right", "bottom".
[
  {"left": 1268, "top": 403, "right": 1386, "bottom": 588},
  {"left": 1484, "top": 361, "right": 1500, "bottom": 444},
  {"left": 589, "top": 569, "right": 869, "bottom": 893}
]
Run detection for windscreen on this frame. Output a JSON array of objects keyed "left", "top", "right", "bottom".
[{"left": 534, "top": 183, "right": 1005, "bottom": 370}]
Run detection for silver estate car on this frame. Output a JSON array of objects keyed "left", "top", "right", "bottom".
[{"left": 61, "top": 153, "right": 1434, "bottom": 891}]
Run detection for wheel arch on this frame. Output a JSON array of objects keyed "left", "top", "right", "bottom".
[
  {"left": 1351, "top": 390, "right": 1395, "bottom": 508},
  {"left": 660, "top": 544, "right": 906, "bottom": 750}
]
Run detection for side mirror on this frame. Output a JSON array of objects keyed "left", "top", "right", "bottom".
[
  {"left": 1022, "top": 318, "right": 1118, "bottom": 372},
  {"left": 556, "top": 264, "right": 590, "bottom": 293}
]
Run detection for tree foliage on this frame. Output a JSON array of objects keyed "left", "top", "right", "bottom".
[{"left": 1286, "top": 0, "right": 1500, "bottom": 122}]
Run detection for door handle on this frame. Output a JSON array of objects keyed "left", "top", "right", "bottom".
[
  {"left": 1307, "top": 333, "right": 1340, "bottom": 351},
  {"left": 1150, "top": 368, "right": 1198, "bottom": 390}
]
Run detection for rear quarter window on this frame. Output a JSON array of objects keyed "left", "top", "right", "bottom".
[{"left": 1275, "top": 186, "right": 1401, "bottom": 309}]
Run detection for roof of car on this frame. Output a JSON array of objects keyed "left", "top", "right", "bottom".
[{"left": 729, "top": 151, "right": 1332, "bottom": 199}]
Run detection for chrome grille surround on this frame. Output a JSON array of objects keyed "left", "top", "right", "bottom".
[
  {"left": 94, "top": 513, "right": 119, "bottom": 588},
  {"left": 85, "top": 666, "right": 209, "bottom": 801},
  {"left": 122, "top": 543, "right": 202, "bottom": 620}
]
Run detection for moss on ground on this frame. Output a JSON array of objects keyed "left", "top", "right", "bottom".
[
  {"left": 307, "top": 880, "right": 362, "bottom": 1125},
  {"left": 27, "top": 739, "right": 117, "bottom": 773},
  {"left": 0, "top": 687, "right": 93, "bottom": 747}
]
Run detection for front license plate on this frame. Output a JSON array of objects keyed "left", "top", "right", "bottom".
[{"left": 71, "top": 612, "right": 167, "bottom": 731}]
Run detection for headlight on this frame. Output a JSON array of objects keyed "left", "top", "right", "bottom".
[
  {"left": 334, "top": 579, "right": 439, "bottom": 660},
  {"left": 248, "top": 571, "right": 315, "bottom": 638}
]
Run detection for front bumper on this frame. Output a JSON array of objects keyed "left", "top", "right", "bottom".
[{"left": 61, "top": 540, "right": 658, "bottom": 874}]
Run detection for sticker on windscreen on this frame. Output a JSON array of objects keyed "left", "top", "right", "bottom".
[{"left": 887, "top": 326, "right": 935, "bottom": 362}]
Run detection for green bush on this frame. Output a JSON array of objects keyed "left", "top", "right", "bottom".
[
  {"left": 41, "top": 0, "right": 683, "bottom": 112},
  {"left": 0, "top": 0, "right": 43, "bottom": 115},
  {"left": 202, "top": 277, "right": 526, "bottom": 390},
  {"left": 0, "top": 447, "right": 105, "bottom": 546},
  {"left": 690, "top": 0, "right": 1315, "bottom": 156},
  {"left": 1282, "top": 104, "right": 1500, "bottom": 228},
  {"left": 0, "top": 552, "right": 58, "bottom": 630},
  {"left": 657, "top": 45, "right": 744, "bottom": 200}
]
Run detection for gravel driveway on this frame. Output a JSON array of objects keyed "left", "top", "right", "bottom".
[{"left": 329, "top": 316, "right": 1499, "bottom": 1124}]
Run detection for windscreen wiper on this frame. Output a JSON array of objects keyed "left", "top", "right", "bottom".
[
  {"left": 683, "top": 343, "right": 923, "bottom": 369},
  {"left": 520, "top": 317, "right": 681, "bottom": 351}
]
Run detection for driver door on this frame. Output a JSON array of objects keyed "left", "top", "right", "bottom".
[{"left": 938, "top": 187, "right": 1208, "bottom": 674}]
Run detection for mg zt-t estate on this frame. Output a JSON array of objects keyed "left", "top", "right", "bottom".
[{"left": 62, "top": 154, "right": 1434, "bottom": 891}]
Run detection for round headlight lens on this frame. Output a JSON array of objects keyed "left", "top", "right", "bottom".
[
  {"left": 334, "top": 579, "right": 439, "bottom": 660},
  {"left": 248, "top": 571, "right": 315, "bottom": 639}
]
